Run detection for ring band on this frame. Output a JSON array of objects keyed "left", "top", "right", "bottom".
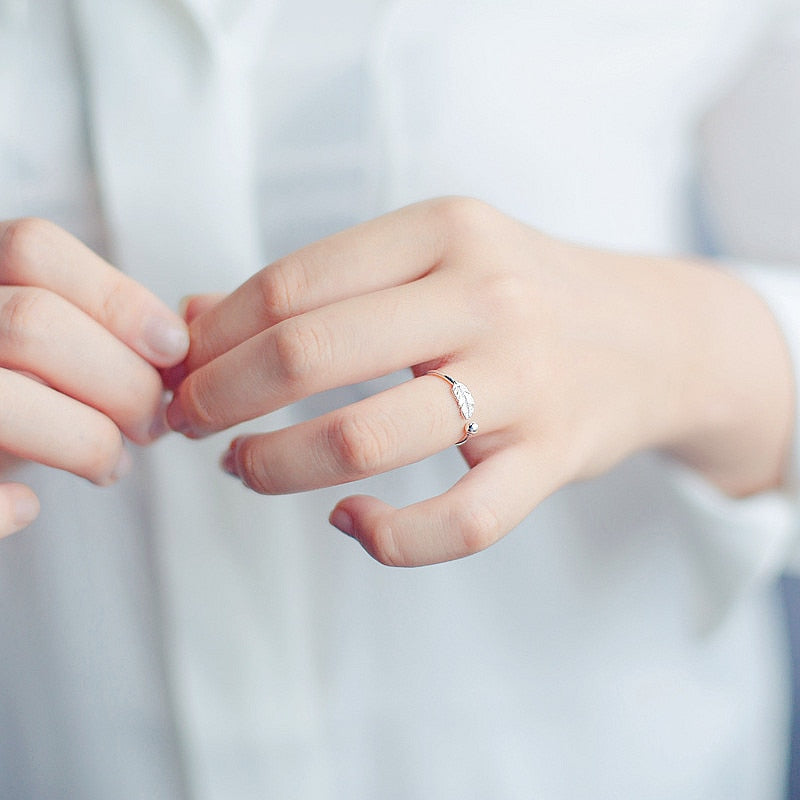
[{"left": 426, "top": 371, "right": 479, "bottom": 445}]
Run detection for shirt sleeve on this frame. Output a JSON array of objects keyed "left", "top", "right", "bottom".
[{"left": 679, "top": 2, "right": 800, "bottom": 629}]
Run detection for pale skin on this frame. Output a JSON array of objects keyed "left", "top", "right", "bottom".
[
  {"left": 162, "top": 197, "right": 795, "bottom": 567},
  {"left": 0, "top": 217, "right": 190, "bottom": 536},
  {"left": 0, "top": 202, "right": 792, "bottom": 560}
]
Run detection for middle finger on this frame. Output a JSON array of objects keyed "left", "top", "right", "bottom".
[
  {"left": 169, "top": 273, "right": 477, "bottom": 437},
  {"left": 0, "top": 286, "right": 167, "bottom": 443}
]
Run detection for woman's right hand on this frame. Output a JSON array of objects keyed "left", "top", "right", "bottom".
[{"left": 0, "top": 218, "right": 189, "bottom": 537}]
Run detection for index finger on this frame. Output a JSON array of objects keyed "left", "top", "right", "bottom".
[
  {"left": 183, "top": 198, "right": 468, "bottom": 372},
  {"left": 0, "top": 218, "right": 189, "bottom": 367}
]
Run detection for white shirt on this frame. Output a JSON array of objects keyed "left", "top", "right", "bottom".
[{"left": 1, "top": 1, "right": 800, "bottom": 798}]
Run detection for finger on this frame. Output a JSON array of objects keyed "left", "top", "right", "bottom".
[
  {"left": 220, "top": 372, "right": 489, "bottom": 493},
  {"left": 169, "top": 272, "right": 475, "bottom": 437},
  {"left": 161, "top": 294, "right": 227, "bottom": 391},
  {"left": 0, "top": 218, "right": 189, "bottom": 367},
  {"left": 328, "top": 447, "right": 550, "bottom": 566},
  {"left": 185, "top": 199, "right": 455, "bottom": 371},
  {"left": 0, "top": 286, "right": 168, "bottom": 443},
  {"left": 0, "top": 368, "right": 131, "bottom": 485},
  {"left": 0, "top": 483, "right": 40, "bottom": 538},
  {"left": 180, "top": 293, "right": 226, "bottom": 324}
]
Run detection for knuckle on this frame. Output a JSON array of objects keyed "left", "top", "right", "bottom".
[
  {"left": 272, "top": 318, "right": 330, "bottom": 386},
  {"left": 453, "top": 499, "right": 501, "bottom": 556},
  {"left": 478, "top": 271, "right": 531, "bottom": 320},
  {"left": 256, "top": 256, "right": 307, "bottom": 323},
  {"left": 256, "top": 261, "right": 294, "bottom": 322},
  {"left": 0, "top": 217, "right": 55, "bottom": 278},
  {"left": 98, "top": 271, "right": 134, "bottom": 326},
  {"left": 430, "top": 196, "right": 495, "bottom": 240},
  {"left": 0, "top": 287, "right": 53, "bottom": 347},
  {"left": 328, "top": 411, "right": 392, "bottom": 479}
]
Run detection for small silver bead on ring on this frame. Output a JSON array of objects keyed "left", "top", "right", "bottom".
[{"left": 426, "top": 371, "right": 478, "bottom": 446}]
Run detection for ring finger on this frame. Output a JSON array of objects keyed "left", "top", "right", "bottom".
[
  {"left": 0, "top": 368, "right": 129, "bottom": 485},
  {"left": 222, "top": 369, "right": 493, "bottom": 494},
  {"left": 0, "top": 286, "right": 166, "bottom": 443}
]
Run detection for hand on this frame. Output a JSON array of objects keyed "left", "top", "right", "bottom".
[
  {"left": 168, "top": 198, "right": 793, "bottom": 565},
  {"left": 0, "top": 218, "right": 190, "bottom": 537}
]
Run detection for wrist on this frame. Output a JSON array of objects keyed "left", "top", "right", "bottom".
[{"left": 657, "top": 261, "right": 794, "bottom": 497}]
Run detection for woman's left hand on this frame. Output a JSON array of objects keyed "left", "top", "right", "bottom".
[{"left": 167, "top": 198, "right": 793, "bottom": 565}]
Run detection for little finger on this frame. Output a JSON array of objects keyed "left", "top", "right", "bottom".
[{"left": 328, "top": 446, "right": 556, "bottom": 566}]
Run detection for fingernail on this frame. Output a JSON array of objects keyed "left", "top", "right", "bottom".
[
  {"left": 110, "top": 448, "right": 133, "bottom": 482},
  {"left": 142, "top": 315, "right": 190, "bottom": 363},
  {"left": 221, "top": 438, "right": 240, "bottom": 477},
  {"left": 329, "top": 507, "right": 354, "bottom": 538},
  {"left": 13, "top": 493, "right": 40, "bottom": 529}
]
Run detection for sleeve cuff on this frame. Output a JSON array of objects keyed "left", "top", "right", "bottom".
[
  {"left": 669, "top": 262, "right": 800, "bottom": 630},
  {"left": 730, "top": 262, "right": 800, "bottom": 500}
]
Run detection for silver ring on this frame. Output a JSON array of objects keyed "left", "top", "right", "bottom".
[{"left": 426, "top": 371, "right": 479, "bottom": 445}]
